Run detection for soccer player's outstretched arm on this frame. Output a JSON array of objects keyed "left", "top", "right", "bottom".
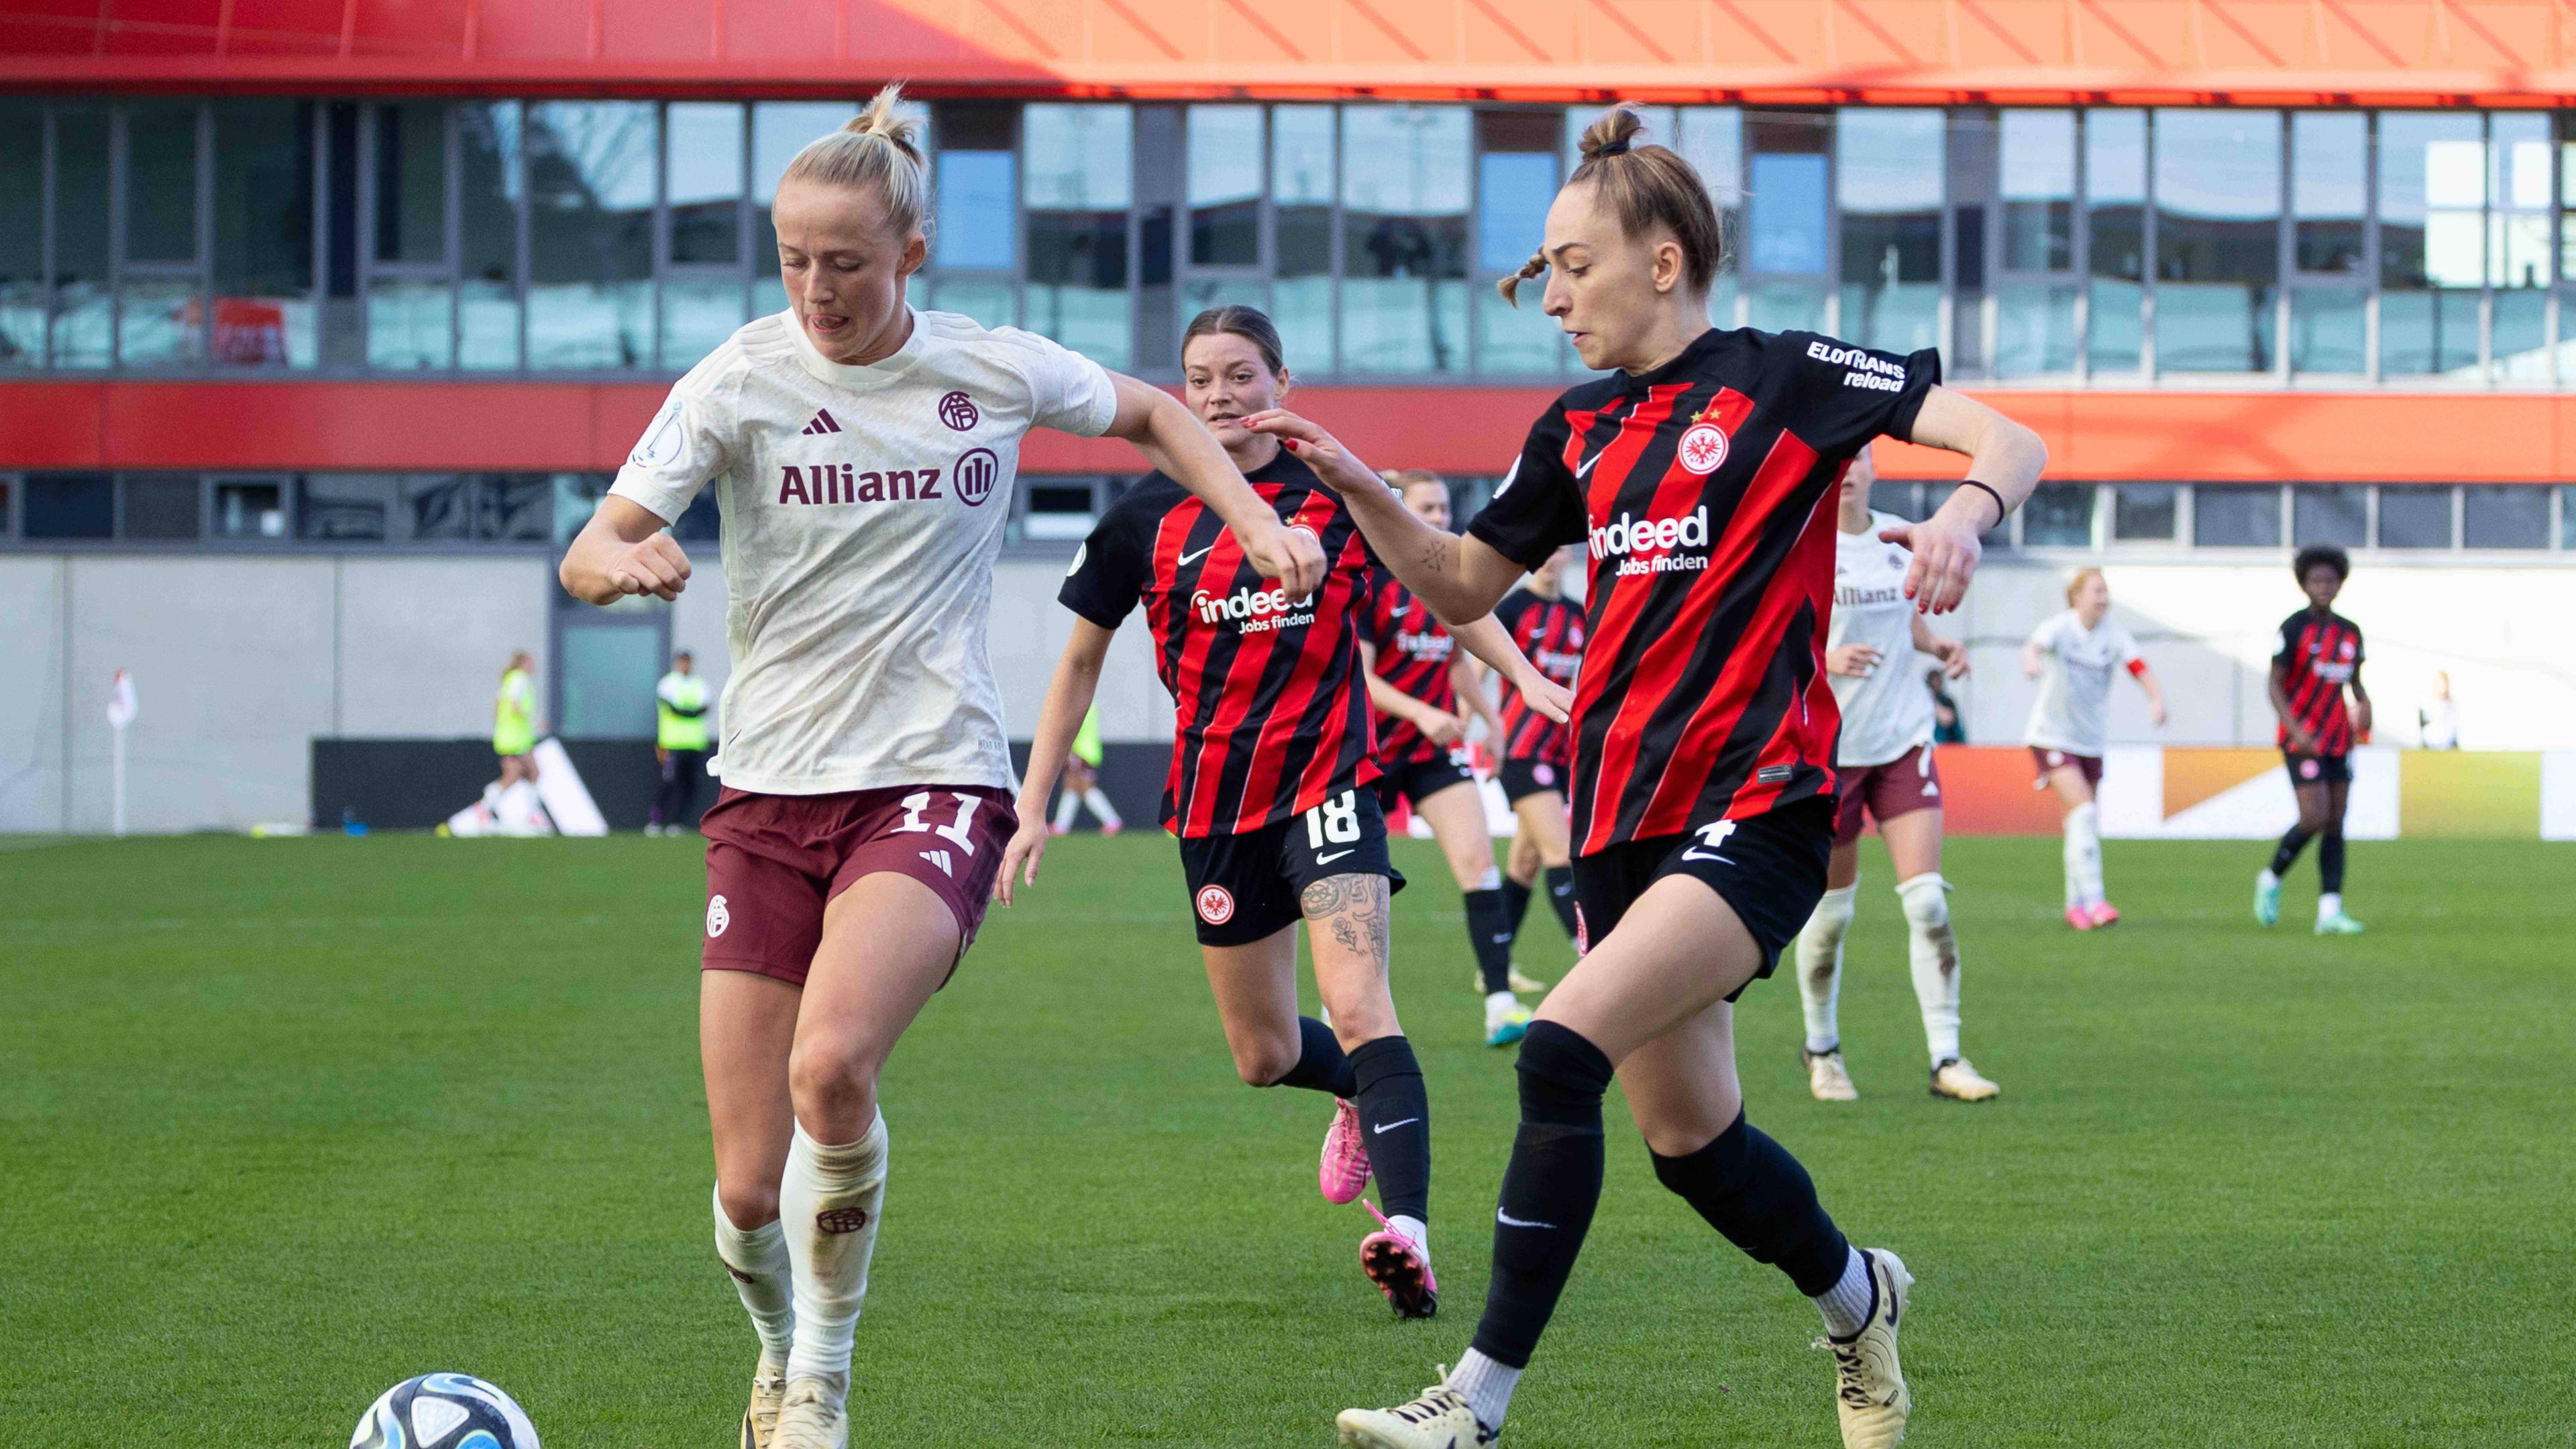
[
  {"left": 1235, "top": 409, "right": 1527, "bottom": 623},
  {"left": 2132, "top": 659, "right": 2169, "bottom": 727},
  {"left": 1876, "top": 387, "right": 2049, "bottom": 614},
  {"left": 998, "top": 619, "right": 1116, "bottom": 904},
  {"left": 1449, "top": 614, "right": 1572, "bottom": 724},
  {"left": 561, "top": 495, "right": 692, "bottom": 605},
  {"left": 1102, "top": 374, "right": 1324, "bottom": 599}
]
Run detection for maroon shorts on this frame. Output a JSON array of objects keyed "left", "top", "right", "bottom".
[
  {"left": 1833, "top": 743, "right": 1943, "bottom": 847},
  {"left": 2029, "top": 747, "right": 2103, "bottom": 788},
  {"left": 698, "top": 784, "right": 1017, "bottom": 987}
]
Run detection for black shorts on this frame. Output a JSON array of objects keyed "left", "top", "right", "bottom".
[
  {"left": 1498, "top": 756, "right": 1569, "bottom": 804},
  {"left": 1374, "top": 751, "right": 1474, "bottom": 812},
  {"left": 2284, "top": 751, "right": 2352, "bottom": 786},
  {"left": 1177, "top": 786, "right": 1407, "bottom": 947},
  {"left": 1568, "top": 797, "right": 1833, "bottom": 1001}
]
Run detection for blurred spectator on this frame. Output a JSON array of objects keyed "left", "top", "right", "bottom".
[
  {"left": 2418, "top": 669, "right": 2459, "bottom": 750},
  {"left": 1928, "top": 667, "right": 1966, "bottom": 744},
  {"left": 651, "top": 650, "right": 711, "bottom": 835}
]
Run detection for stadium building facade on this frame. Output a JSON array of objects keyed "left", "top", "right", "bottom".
[{"left": 5, "top": 0, "right": 2574, "bottom": 832}]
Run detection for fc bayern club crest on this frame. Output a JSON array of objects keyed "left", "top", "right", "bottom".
[
  {"left": 937, "top": 390, "right": 980, "bottom": 431},
  {"left": 1677, "top": 421, "right": 1729, "bottom": 475},
  {"left": 1195, "top": 885, "right": 1235, "bottom": 925}
]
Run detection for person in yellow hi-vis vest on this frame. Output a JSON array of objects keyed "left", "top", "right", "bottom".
[
  {"left": 651, "top": 649, "right": 712, "bottom": 835},
  {"left": 493, "top": 650, "right": 540, "bottom": 786},
  {"left": 1046, "top": 703, "right": 1123, "bottom": 836}
]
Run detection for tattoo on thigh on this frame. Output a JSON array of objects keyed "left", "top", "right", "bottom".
[{"left": 1301, "top": 874, "right": 1390, "bottom": 963}]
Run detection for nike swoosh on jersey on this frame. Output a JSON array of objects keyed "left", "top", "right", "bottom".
[
  {"left": 1178, "top": 544, "right": 1215, "bottom": 566},
  {"left": 1373, "top": 1117, "right": 1420, "bottom": 1134},
  {"left": 1574, "top": 450, "right": 1603, "bottom": 478},
  {"left": 1316, "top": 849, "right": 1354, "bottom": 863}
]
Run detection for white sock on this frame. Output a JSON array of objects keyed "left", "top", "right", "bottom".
[
  {"left": 2318, "top": 892, "right": 2342, "bottom": 922},
  {"left": 2258, "top": 867, "right": 2280, "bottom": 888},
  {"left": 2063, "top": 802, "right": 2104, "bottom": 907},
  {"left": 1894, "top": 873, "right": 1961, "bottom": 1067},
  {"left": 1813, "top": 1246, "right": 1875, "bottom": 1336},
  {"left": 712, "top": 1185, "right": 797, "bottom": 1370},
  {"left": 780, "top": 1114, "right": 890, "bottom": 1388},
  {"left": 1387, "top": 1213, "right": 1430, "bottom": 1264},
  {"left": 1052, "top": 789, "right": 1078, "bottom": 830},
  {"left": 1082, "top": 788, "right": 1121, "bottom": 829},
  {"left": 1796, "top": 883, "right": 1858, "bottom": 1054},
  {"left": 1445, "top": 1349, "right": 1520, "bottom": 1430}
]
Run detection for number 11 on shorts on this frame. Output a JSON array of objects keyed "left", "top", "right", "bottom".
[{"left": 896, "top": 791, "right": 981, "bottom": 853}]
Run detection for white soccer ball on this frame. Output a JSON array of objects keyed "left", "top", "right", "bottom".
[{"left": 350, "top": 1373, "right": 540, "bottom": 1449}]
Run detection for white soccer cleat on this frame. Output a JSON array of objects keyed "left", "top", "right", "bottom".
[
  {"left": 1804, "top": 1046, "right": 1859, "bottom": 1102},
  {"left": 1336, "top": 1372, "right": 1495, "bottom": 1448},
  {"left": 1472, "top": 965, "right": 1554, "bottom": 996},
  {"left": 769, "top": 1376, "right": 848, "bottom": 1449},
  {"left": 1928, "top": 1058, "right": 1999, "bottom": 1102},
  {"left": 1818, "top": 1249, "right": 1913, "bottom": 1449},
  {"left": 740, "top": 1360, "right": 787, "bottom": 1449}
]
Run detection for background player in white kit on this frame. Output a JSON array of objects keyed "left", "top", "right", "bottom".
[
  {"left": 557, "top": 89, "right": 1322, "bottom": 1449},
  {"left": 1792, "top": 448, "right": 1996, "bottom": 1104},
  {"left": 2023, "top": 570, "right": 2165, "bottom": 931}
]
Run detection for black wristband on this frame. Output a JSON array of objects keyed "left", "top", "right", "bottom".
[{"left": 1956, "top": 480, "right": 2008, "bottom": 530}]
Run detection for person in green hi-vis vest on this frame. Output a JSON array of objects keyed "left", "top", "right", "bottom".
[
  {"left": 492, "top": 650, "right": 540, "bottom": 786},
  {"left": 1046, "top": 704, "right": 1123, "bottom": 836},
  {"left": 651, "top": 649, "right": 713, "bottom": 835}
]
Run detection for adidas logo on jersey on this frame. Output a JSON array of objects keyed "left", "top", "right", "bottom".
[
  {"left": 1193, "top": 582, "right": 1317, "bottom": 635},
  {"left": 1590, "top": 505, "right": 1710, "bottom": 576},
  {"left": 802, "top": 410, "right": 842, "bottom": 435}
]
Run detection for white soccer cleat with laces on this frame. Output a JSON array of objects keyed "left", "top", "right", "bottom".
[
  {"left": 1817, "top": 1249, "right": 1913, "bottom": 1449},
  {"left": 739, "top": 1360, "right": 788, "bottom": 1449},
  {"left": 1804, "top": 1046, "right": 1859, "bottom": 1102},
  {"left": 769, "top": 1375, "right": 848, "bottom": 1449},
  {"left": 1336, "top": 1373, "right": 1495, "bottom": 1448},
  {"left": 1928, "top": 1058, "right": 2000, "bottom": 1102}
]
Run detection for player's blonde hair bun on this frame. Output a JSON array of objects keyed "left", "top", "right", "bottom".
[{"left": 780, "top": 83, "right": 932, "bottom": 241}]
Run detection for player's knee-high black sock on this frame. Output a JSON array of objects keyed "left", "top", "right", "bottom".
[
  {"left": 1350, "top": 1036, "right": 1430, "bottom": 1222},
  {"left": 2319, "top": 829, "right": 2346, "bottom": 894},
  {"left": 1501, "top": 877, "right": 1534, "bottom": 941},
  {"left": 1464, "top": 888, "right": 1516, "bottom": 994},
  {"left": 1470, "top": 1021, "right": 1615, "bottom": 1368},
  {"left": 1649, "top": 1109, "right": 1852, "bottom": 1297},
  {"left": 1544, "top": 865, "right": 1579, "bottom": 938},
  {"left": 2268, "top": 825, "right": 2314, "bottom": 876},
  {"left": 1273, "top": 1016, "right": 1358, "bottom": 1097}
]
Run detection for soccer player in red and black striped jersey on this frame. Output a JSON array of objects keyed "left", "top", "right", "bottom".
[
  {"left": 2257, "top": 545, "right": 2370, "bottom": 934},
  {"left": 1277, "top": 107, "right": 2047, "bottom": 1449},
  {"left": 1485, "top": 546, "right": 1586, "bottom": 963},
  {"left": 1000, "top": 307, "right": 1570, "bottom": 1322},
  {"left": 1361, "top": 469, "right": 1537, "bottom": 1049}
]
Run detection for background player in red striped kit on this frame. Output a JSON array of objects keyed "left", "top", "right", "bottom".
[
  {"left": 1260, "top": 105, "right": 2047, "bottom": 1449},
  {"left": 1360, "top": 468, "right": 1536, "bottom": 1049},
  {"left": 1483, "top": 545, "right": 1586, "bottom": 972},
  {"left": 2256, "top": 544, "right": 2370, "bottom": 934},
  {"left": 1000, "top": 307, "right": 1570, "bottom": 1321}
]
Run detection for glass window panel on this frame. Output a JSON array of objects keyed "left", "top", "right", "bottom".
[
  {"left": 2462, "top": 485, "right": 2549, "bottom": 548},
  {"left": 2085, "top": 109, "right": 2146, "bottom": 373},
  {"left": 1477, "top": 285, "right": 1563, "bottom": 374},
  {"left": 1996, "top": 283, "right": 2076, "bottom": 376},
  {"left": 1024, "top": 105, "right": 1132, "bottom": 369},
  {"left": 126, "top": 101, "right": 199, "bottom": 263},
  {"left": 121, "top": 474, "right": 200, "bottom": 539},
  {"left": 458, "top": 103, "right": 521, "bottom": 370},
  {"left": 1026, "top": 104, "right": 1132, "bottom": 210},
  {"left": 299, "top": 474, "right": 394, "bottom": 541},
  {"left": 374, "top": 103, "right": 445, "bottom": 265},
  {"left": 1836, "top": 109, "right": 1942, "bottom": 352},
  {"left": 2110, "top": 483, "right": 2177, "bottom": 541},
  {"left": 211, "top": 99, "right": 315, "bottom": 368},
  {"left": 1478, "top": 151, "right": 1554, "bottom": 277},
  {"left": 1187, "top": 105, "right": 1263, "bottom": 267},
  {"left": 2377, "top": 486, "right": 2453, "bottom": 548},
  {"left": 2154, "top": 109, "right": 2279, "bottom": 373},
  {"left": 753, "top": 101, "right": 859, "bottom": 275},
  {"left": 526, "top": 101, "right": 655, "bottom": 370},
  {"left": 1274, "top": 105, "right": 1335, "bottom": 206},
  {"left": 2379, "top": 287, "right": 2478, "bottom": 378},
  {"left": 2562, "top": 116, "right": 2576, "bottom": 281},
  {"left": 1340, "top": 106, "right": 1469, "bottom": 374},
  {"left": 2561, "top": 485, "right": 2576, "bottom": 547},
  {"left": 1272, "top": 275, "right": 1331, "bottom": 374},
  {"left": 661, "top": 275, "right": 746, "bottom": 370},
  {"left": 668, "top": 103, "right": 744, "bottom": 266},
  {"left": 2021, "top": 484, "right": 2096, "bottom": 546},
  {"left": 1182, "top": 277, "right": 1268, "bottom": 323},
  {"left": 2381, "top": 113, "right": 2484, "bottom": 376},
  {"left": 2291, "top": 112, "right": 2365, "bottom": 275},
  {"left": 2194, "top": 484, "right": 2282, "bottom": 547},
  {"left": 1749, "top": 279, "right": 1826, "bottom": 332},
  {"left": 480, "top": 474, "right": 553, "bottom": 541},
  {"left": 2000, "top": 110, "right": 2075, "bottom": 272},
  {"left": 2292, "top": 484, "right": 2367, "bottom": 547},
  {"left": 52, "top": 106, "right": 112, "bottom": 369},
  {"left": 930, "top": 274, "right": 1014, "bottom": 330},
  {"left": 2495, "top": 288, "right": 2547, "bottom": 382},
  {"left": 0, "top": 101, "right": 40, "bottom": 368},
  {"left": 1566, "top": 105, "right": 1675, "bottom": 172},
  {"left": 935, "top": 151, "right": 1016, "bottom": 271},
  {"left": 2288, "top": 289, "right": 2366, "bottom": 374},
  {"left": 23, "top": 473, "right": 113, "bottom": 539},
  {"left": 370, "top": 280, "right": 453, "bottom": 369},
  {"left": 212, "top": 478, "right": 288, "bottom": 538},
  {"left": 398, "top": 474, "right": 476, "bottom": 539},
  {"left": 1748, "top": 153, "right": 1827, "bottom": 276},
  {"left": 1677, "top": 106, "right": 1742, "bottom": 321},
  {"left": 117, "top": 277, "right": 201, "bottom": 368},
  {"left": 1273, "top": 106, "right": 1334, "bottom": 367}
]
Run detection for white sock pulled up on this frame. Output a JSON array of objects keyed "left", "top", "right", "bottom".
[
  {"left": 2318, "top": 892, "right": 2343, "bottom": 922},
  {"left": 1446, "top": 1349, "right": 1521, "bottom": 1430},
  {"left": 2063, "top": 802, "right": 2104, "bottom": 908},
  {"left": 1894, "top": 873, "right": 1961, "bottom": 1067},
  {"left": 1796, "top": 883, "right": 1858, "bottom": 1054},
  {"left": 712, "top": 1185, "right": 797, "bottom": 1370},
  {"left": 1814, "top": 1245, "right": 1874, "bottom": 1337},
  {"left": 780, "top": 1113, "right": 890, "bottom": 1388},
  {"left": 1081, "top": 788, "right": 1122, "bottom": 829},
  {"left": 1052, "top": 789, "right": 1079, "bottom": 831}
]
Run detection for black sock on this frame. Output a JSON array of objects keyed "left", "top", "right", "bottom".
[
  {"left": 1544, "top": 865, "right": 1578, "bottom": 938},
  {"left": 1469, "top": 1021, "right": 1615, "bottom": 1370},
  {"left": 2319, "top": 830, "right": 2346, "bottom": 894},
  {"left": 1350, "top": 1036, "right": 1430, "bottom": 1223},
  {"left": 1272, "top": 1016, "right": 1357, "bottom": 1097},
  {"left": 1649, "top": 1109, "right": 1852, "bottom": 1297},
  {"left": 1463, "top": 888, "right": 1516, "bottom": 994},
  {"left": 1501, "top": 877, "right": 1534, "bottom": 941},
  {"left": 2268, "top": 826, "right": 2313, "bottom": 877}
]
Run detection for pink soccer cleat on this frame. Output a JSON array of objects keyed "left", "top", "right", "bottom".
[
  {"left": 1098, "top": 820, "right": 1122, "bottom": 837},
  {"left": 2064, "top": 906, "right": 2096, "bottom": 931},
  {"left": 1320, "top": 1099, "right": 1372, "bottom": 1205},
  {"left": 1360, "top": 1201, "right": 1438, "bottom": 1319},
  {"left": 2088, "top": 901, "right": 2122, "bottom": 928}
]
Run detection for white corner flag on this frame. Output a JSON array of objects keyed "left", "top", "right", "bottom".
[{"left": 107, "top": 669, "right": 138, "bottom": 837}]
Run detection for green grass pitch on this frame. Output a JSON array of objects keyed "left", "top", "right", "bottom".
[{"left": 2, "top": 831, "right": 2569, "bottom": 1447}]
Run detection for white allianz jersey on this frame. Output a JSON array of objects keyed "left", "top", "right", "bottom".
[
  {"left": 1827, "top": 513, "right": 1934, "bottom": 767},
  {"left": 612, "top": 308, "right": 1117, "bottom": 796},
  {"left": 2022, "top": 608, "right": 2141, "bottom": 757}
]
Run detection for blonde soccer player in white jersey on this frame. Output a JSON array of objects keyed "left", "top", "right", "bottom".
[
  {"left": 2023, "top": 568, "right": 2165, "bottom": 931},
  {"left": 559, "top": 87, "right": 1323, "bottom": 1449},
  {"left": 1790, "top": 447, "right": 1996, "bottom": 1104}
]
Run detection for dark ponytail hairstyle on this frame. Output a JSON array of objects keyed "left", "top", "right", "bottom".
[
  {"left": 1501, "top": 103, "right": 1725, "bottom": 307},
  {"left": 1181, "top": 305, "right": 1288, "bottom": 375}
]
